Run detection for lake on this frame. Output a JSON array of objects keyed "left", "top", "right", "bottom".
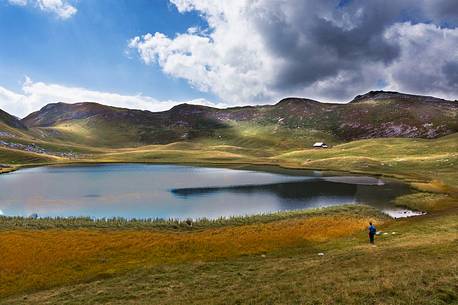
[{"left": 0, "top": 164, "right": 415, "bottom": 219}]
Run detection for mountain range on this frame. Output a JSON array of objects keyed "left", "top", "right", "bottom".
[{"left": 1, "top": 91, "right": 457, "bottom": 148}]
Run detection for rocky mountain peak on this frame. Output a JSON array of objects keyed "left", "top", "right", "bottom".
[{"left": 350, "top": 90, "right": 450, "bottom": 103}]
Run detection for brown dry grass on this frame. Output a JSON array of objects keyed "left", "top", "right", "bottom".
[
  {"left": 0, "top": 215, "right": 376, "bottom": 297},
  {"left": 1, "top": 212, "right": 456, "bottom": 305}
]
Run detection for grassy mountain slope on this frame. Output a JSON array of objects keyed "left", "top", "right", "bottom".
[
  {"left": 0, "top": 109, "right": 29, "bottom": 139},
  {"left": 0, "top": 110, "right": 26, "bottom": 130},
  {"left": 20, "top": 91, "right": 458, "bottom": 148},
  {"left": 22, "top": 102, "right": 227, "bottom": 147}
]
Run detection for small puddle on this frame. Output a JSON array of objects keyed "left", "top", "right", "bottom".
[{"left": 383, "top": 209, "right": 426, "bottom": 219}]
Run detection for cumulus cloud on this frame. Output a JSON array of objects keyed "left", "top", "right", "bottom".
[
  {"left": 7, "top": 0, "right": 77, "bottom": 19},
  {"left": 128, "top": 1, "right": 275, "bottom": 105},
  {"left": 129, "top": 0, "right": 458, "bottom": 104},
  {"left": 36, "top": 0, "right": 77, "bottom": 19},
  {"left": 0, "top": 77, "right": 219, "bottom": 118}
]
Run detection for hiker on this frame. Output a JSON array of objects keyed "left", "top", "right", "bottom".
[{"left": 368, "top": 222, "right": 376, "bottom": 244}]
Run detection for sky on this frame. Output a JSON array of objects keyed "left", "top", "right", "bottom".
[{"left": 0, "top": 0, "right": 457, "bottom": 117}]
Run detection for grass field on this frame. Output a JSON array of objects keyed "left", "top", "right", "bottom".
[
  {"left": 0, "top": 147, "right": 59, "bottom": 165},
  {"left": 0, "top": 207, "right": 456, "bottom": 304},
  {"left": 0, "top": 132, "right": 456, "bottom": 304},
  {"left": 274, "top": 134, "right": 458, "bottom": 190},
  {"left": 0, "top": 206, "right": 384, "bottom": 297}
]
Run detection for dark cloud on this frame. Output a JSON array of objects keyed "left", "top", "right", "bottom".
[
  {"left": 423, "top": 0, "right": 458, "bottom": 25},
  {"left": 250, "top": 0, "right": 457, "bottom": 100},
  {"left": 251, "top": 0, "right": 406, "bottom": 93}
]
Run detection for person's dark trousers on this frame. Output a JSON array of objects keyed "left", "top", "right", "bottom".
[{"left": 369, "top": 233, "right": 375, "bottom": 244}]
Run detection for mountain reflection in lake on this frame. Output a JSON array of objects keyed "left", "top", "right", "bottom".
[{"left": 0, "top": 164, "right": 412, "bottom": 219}]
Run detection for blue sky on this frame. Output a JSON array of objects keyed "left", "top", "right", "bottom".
[
  {"left": 0, "top": 0, "right": 214, "bottom": 102},
  {"left": 0, "top": 0, "right": 457, "bottom": 117}
]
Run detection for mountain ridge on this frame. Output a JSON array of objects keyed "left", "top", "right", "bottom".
[
  {"left": 1, "top": 91, "right": 456, "bottom": 147},
  {"left": 21, "top": 90, "right": 458, "bottom": 124},
  {"left": 350, "top": 90, "right": 455, "bottom": 104}
]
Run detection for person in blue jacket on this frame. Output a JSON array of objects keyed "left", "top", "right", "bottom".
[{"left": 368, "top": 222, "right": 377, "bottom": 244}]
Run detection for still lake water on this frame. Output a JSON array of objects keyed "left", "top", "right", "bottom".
[{"left": 0, "top": 164, "right": 413, "bottom": 219}]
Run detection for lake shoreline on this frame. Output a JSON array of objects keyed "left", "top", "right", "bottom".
[{"left": 0, "top": 204, "right": 390, "bottom": 231}]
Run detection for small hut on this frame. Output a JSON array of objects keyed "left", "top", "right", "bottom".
[{"left": 312, "top": 142, "right": 328, "bottom": 148}]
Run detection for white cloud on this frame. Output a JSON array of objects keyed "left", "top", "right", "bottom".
[
  {"left": 128, "top": 0, "right": 277, "bottom": 105},
  {"left": 0, "top": 77, "right": 219, "bottom": 118},
  {"left": 8, "top": 0, "right": 27, "bottom": 6},
  {"left": 129, "top": 0, "right": 458, "bottom": 104},
  {"left": 36, "top": 0, "right": 77, "bottom": 19},
  {"left": 7, "top": 0, "right": 77, "bottom": 19}
]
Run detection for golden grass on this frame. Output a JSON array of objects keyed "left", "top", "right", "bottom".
[
  {"left": 53, "top": 121, "right": 95, "bottom": 138},
  {"left": 394, "top": 193, "right": 456, "bottom": 211},
  {"left": 0, "top": 167, "right": 15, "bottom": 174},
  {"left": 0, "top": 147, "right": 60, "bottom": 165},
  {"left": 411, "top": 180, "right": 451, "bottom": 193},
  {"left": 1, "top": 213, "right": 456, "bottom": 305},
  {"left": 0, "top": 215, "right": 378, "bottom": 297}
]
